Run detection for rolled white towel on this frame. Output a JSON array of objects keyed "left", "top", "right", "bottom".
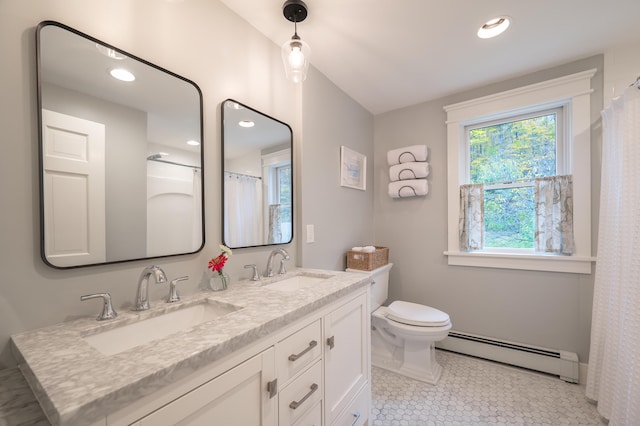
[
  {"left": 351, "top": 246, "right": 364, "bottom": 252},
  {"left": 389, "top": 162, "right": 430, "bottom": 182},
  {"left": 387, "top": 145, "right": 428, "bottom": 166},
  {"left": 388, "top": 179, "right": 429, "bottom": 198},
  {"left": 362, "top": 246, "right": 376, "bottom": 253}
]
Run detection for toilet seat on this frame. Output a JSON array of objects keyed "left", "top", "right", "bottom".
[{"left": 386, "top": 301, "right": 450, "bottom": 327}]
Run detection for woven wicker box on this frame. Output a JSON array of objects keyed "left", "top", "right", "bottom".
[{"left": 346, "top": 246, "right": 389, "bottom": 271}]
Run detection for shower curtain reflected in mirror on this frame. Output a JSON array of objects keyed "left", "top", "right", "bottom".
[{"left": 224, "top": 172, "right": 262, "bottom": 247}]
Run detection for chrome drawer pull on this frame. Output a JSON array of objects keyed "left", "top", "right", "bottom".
[
  {"left": 289, "top": 383, "right": 318, "bottom": 410},
  {"left": 351, "top": 411, "right": 361, "bottom": 425},
  {"left": 288, "top": 340, "right": 318, "bottom": 362}
]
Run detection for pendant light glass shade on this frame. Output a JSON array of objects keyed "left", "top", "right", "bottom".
[{"left": 281, "top": 34, "right": 310, "bottom": 83}]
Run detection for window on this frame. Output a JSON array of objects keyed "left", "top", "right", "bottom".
[
  {"left": 262, "top": 149, "right": 292, "bottom": 244},
  {"left": 444, "top": 70, "right": 596, "bottom": 273},
  {"left": 274, "top": 164, "right": 292, "bottom": 242},
  {"left": 466, "top": 108, "right": 563, "bottom": 251}
]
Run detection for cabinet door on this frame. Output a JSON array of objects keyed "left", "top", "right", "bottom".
[
  {"left": 138, "top": 348, "right": 276, "bottom": 426},
  {"left": 324, "top": 294, "right": 369, "bottom": 425}
]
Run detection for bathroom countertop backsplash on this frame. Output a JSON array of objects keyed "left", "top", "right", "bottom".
[{"left": 9, "top": 268, "right": 369, "bottom": 426}]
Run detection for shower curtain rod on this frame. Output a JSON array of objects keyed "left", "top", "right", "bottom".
[
  {"left": 147, "top": 157, "right": 201, "bottom": 170},
  {"left": 225, "top": 171, "right": 262, "bottom": 180}
]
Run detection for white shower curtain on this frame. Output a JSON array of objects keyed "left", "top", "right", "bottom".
[
  {"left": 586, "top": 86, "right": 640, "bottom": 424},
  {"left": 224, "top": 173, "right": 262, "bottom": 247}
]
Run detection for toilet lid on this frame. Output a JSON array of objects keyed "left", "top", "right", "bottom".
[{"left": 386, "top": 301, "right": 450, "bottom": 327}]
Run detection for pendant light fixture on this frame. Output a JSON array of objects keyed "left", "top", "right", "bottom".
[{"left": 281, "top": 0, "right": 310, "bottom": 83}]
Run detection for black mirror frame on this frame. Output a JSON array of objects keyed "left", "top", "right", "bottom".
[
  {"left": 221, "top": 98, "right": 294, "bottom": 250},
  {"left": 36, "top": 21, "right": 206, "bottom": 269}
]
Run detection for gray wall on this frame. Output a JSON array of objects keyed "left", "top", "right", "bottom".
[
  {"left": 0, "top": 0, "right": 609, "bottom": 371},
  {"left": 0, "top": 0, "right": 303, "bottom": 368},
  {"left": 299, "top": 67, "right": 375, "bottom": 270},
  {"left": 373, "top": 56, "right": 603, "bottom": 362}
]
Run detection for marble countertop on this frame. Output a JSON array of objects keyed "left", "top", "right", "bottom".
[
  {"left": 10, "top": 268, "right": 370, "bottom": 426},
  {"left": 0, "top": 367, "right": 50, "bottom": 425}
]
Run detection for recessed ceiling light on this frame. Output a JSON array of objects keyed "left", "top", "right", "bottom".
[
  {"left": 110, "top": 68, "right": 135, "bottom": 82},
  {"left": 478, "top": 16, "right": 511, "bottom": 39},
  {"left": 186, "top": 140, "right": 200, "bottom": 146},
  {"left": 239, "top": 120, "right": 255, "bottom": 128}
]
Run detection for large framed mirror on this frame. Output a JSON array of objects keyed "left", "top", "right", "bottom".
[
  {"left": 222, "top": 100, "right": 293, "bottom": 249},
  {"left": 37, "top": 21, "right": 205, "bottom": 268}
]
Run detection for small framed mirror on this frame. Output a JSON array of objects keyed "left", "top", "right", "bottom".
[
  {"left": 222, "top": 100, "right": 293, "bottom": 249},
  {"left": 37, "top": 21, "right": 205, "bottom": 268}
]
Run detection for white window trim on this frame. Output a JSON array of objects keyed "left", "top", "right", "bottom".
[{"left": 443, "top": 69, "right": 597, "bottom": 274}]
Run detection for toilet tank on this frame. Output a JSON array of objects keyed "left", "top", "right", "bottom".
[
  {"left": 345, "top": 263, "right": 390, "bottom": 311},
  {"left": 369, "top": 263, "right": 392, "bottom": 310}
]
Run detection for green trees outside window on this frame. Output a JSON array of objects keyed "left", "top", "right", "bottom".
[
  {"left": 277, "top": 165, "right": 292, "bottom": 239},
  {"left": 468, "top": 112, "right": 558, "bottom": 248}
]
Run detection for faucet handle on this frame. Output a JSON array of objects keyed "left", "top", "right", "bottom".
[
  {"left": 278, "top": 258, "right": 289, "bottom": 275},
  {"left": 167, "top": 276, "right": 188, "bottom": 303},
  {"left": 244, "top": 264, "right": 261, "bottom": 281},
  {"left": 81, "top": 293, "right": 118, "bottom": 321}
]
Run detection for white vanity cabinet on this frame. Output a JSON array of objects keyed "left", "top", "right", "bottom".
[
  {"left": 108, "top": 287, "right": 369, "bottom": 426},
  {"left": 324, "top": 293, "right": 369, "bottom": 426},
  {"left": 133, "top": 348, "right": 277, "bottom": 425}
]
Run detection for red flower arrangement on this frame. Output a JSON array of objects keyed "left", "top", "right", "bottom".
[
  {"left": 207, "top": 245, "right": 232, "bottom": 291},
  {"left": 208, "top": 245, "right": 232, "bottom": 275}
]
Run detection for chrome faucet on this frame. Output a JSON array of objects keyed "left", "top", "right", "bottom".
[
  {"left": 167, "top": 276, "right": 188, "bottom": 303},
  {"left": 134, "top": 265, "right": 168, "bottom": 311},
  {"left": 265, "top": 248, "right": 290, "bottom": 277},
  {"left": 81, "top": 293, "right": 118, "bottom": 321},
  {"left": 244, "top": 264, "right": 261, "bottom": 281}
]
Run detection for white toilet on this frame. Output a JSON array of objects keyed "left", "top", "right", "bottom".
[{"left": 361, "top": 263, "right": 451, "bottom": 384}]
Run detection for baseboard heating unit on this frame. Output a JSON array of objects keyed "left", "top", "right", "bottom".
[{"left": 436, "top": 330, "right": 579, "bottom": 383}]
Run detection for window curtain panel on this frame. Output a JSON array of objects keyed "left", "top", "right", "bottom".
[
  {"left": 192, "top": 169, "right": 202, "bottom": 248},
  {"left": 586, "top": 86, "right": 640, "bottom": 424},
  {"left": 459, "top": 183, "right": 484, "bottom": 250},
  {"left": 268, "top": 204, "right": 282, "bottom": 244},
  {"left": 534, "top": 175, "right": 575, "bottom": 254}
]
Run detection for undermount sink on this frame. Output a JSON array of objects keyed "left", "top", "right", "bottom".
[
  {"left": 264, "top": 273, "right": 334, "bottom": 292},
  {"left": 83, "top": 300, "right": 242, "bottom": 356}
]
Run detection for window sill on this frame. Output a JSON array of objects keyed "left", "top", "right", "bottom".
[{"left": 444, "top": 251, "right": 595, "bottom": 274}]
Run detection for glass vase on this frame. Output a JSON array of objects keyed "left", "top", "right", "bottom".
[{"left": 209, "top": 270, "right": 230, "bottom": 291}]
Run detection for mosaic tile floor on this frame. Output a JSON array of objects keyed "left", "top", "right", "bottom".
[{"left": 371, "top": 350, "right": 605, "bottom": 425}]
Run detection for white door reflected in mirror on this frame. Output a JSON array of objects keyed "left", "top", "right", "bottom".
[{"left": 37, "top": 21, "right": 204, "bottom": 268}]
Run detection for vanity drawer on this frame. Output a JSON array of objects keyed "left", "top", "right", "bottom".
[
  {"left": 276, "top": 319, "right": 321, "bottom": 384},
  {"left": 333, "top": 383, "right": 369, "bottom": 426},
  {"left": 279, "top": 360, "right": 322, "bottom": 425},
  {"left": 293, "top": 400, "right": 322, "bottom": 426}
]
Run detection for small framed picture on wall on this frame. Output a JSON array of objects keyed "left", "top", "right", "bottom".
[{"left": 340, "top": 146, "right": 366, "bottom": 191}]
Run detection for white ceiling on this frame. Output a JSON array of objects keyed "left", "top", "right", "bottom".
[{"left": 220, "top": 0, "right": 640, "bottom": 115}]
